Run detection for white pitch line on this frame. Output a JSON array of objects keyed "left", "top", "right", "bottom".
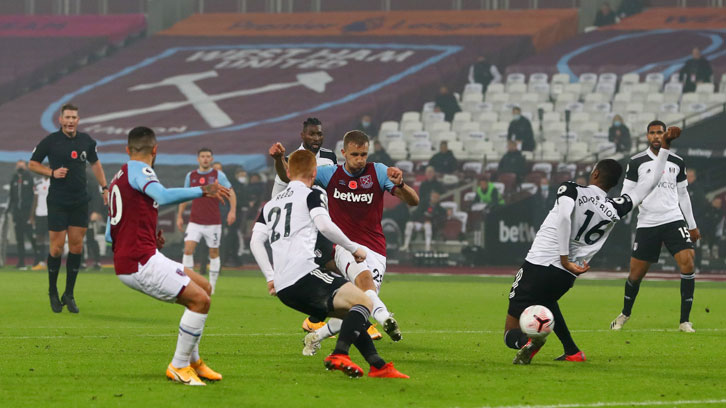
[
  {"left": 477, "top": 398, "right": 726, "bottom": 408},
  {"left": 2, "top": 327, "right": 724, "bottom": 340}
]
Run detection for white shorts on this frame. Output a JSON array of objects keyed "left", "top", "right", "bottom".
[
  {"left": 184, "top": 222, "right": 222, "bottom": 248},
  {"left": 334, "top": 246, "right": 387, "bottom": 293},
  {"left": 117, "top": 251, "right": 191, "bottom": 302}
]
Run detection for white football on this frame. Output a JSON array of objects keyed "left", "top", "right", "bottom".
[{"left": 519, "top": 305, "right": 555, "bottom": 338}]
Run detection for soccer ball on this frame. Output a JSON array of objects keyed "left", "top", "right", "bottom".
[{"left": 519, "top": 305, "right": 555, "bottom": 338}]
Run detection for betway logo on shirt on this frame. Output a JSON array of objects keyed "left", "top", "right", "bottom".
[{"left": 333, "top": 188, "right": 374, "bottom": 204}]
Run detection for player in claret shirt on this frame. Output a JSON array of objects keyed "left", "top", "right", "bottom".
[
  {"left": 505, "top": 126, "right": 681, "bottom": 365},
  {"left": 176, "top": 148, "right": 236, "bottom": 294},
  {"left": 106, "top": 127, "right": 230, "bottom": 386},
  {"left": 271, "top": 130, "right": 419, "bottom": 351}
]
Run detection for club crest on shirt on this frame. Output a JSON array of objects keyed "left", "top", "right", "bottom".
[
  {"left": 80, "top": 151, "right": 87, "bottom": 162},
  {"left": 360, "top": 174, "right": 373, "bottom": 189},
  {"left": 348, "top": 180, "right": 358, "bottom": 190},
  {"left": 338, "top": 180, "right": 346, "bottom": 186},
  {"left": 208, "top": 176, "right": 216, "bottom": 183}
]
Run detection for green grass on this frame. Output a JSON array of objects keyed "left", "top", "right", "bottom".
[{"left": 1, "top": 268, "right": 725, "bottom": 407}]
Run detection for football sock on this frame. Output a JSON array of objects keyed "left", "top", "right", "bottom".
[
  {"left": 333, "top": 305, "right": 369, "bottom": 355},
  {"left": 182, "top": 254, "right": 194, "bottom": 270},
  {"left": 621, "top": 278, "right": 641, "bottom": 316},
  {"left": 353, "top": 329, "right": 385, "bottom": 369},
  {"left": 209, "top": 257, "right": 220, "bottom": 290},
  {"left": 64, "top": 252, "right": 81, "bottom": 297},
  {"left": 424, "top": 222, "right": 432, "bottom": 252},
  {"left": 550, "top": 303, "right": 579, "bottom": 355},
  {"left": 504, "top": 328, "right": 529, "bottom": 350},
  {"left": 48, "top": 254, "right": 61, "bottom": 295},
  {"left": 316, "top": 318, "right": 343, "bottom": 339},
  {"left": 680, "top": 273, "right": 695, "bottom": 323},
  {"left": 402, "top": 222, "right": 414, "bottom": 248},
  {"left": 364, "top": 289, "right": 391, "bottom": 325},
  {"left": 172, "top": 309, "right": 207, "bottom": 368},
  {"left": 191, "top": 344, "right": 200, "bottom": 363}
]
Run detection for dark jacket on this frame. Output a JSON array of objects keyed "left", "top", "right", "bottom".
[
  {"left": 418, "top": 179, "right": 444, "bottom": 208},
  {"left": 369, "top": 150, "right": 394, "bottom": 167},
  {"left": 507, "top": 117, "right": 535, "bottom": 152},
  {"left": 8, "top": 169, "right": 34, "bottom": 216},
  {"left": 472, "top": 61, "right": 495, "bottom": 90},
  {"left": 434, "top": 93, "right": 461, "bottom": 122},
  {"left": 679, "top": 58, "right": 713, "bottom": 93},
  {"left": 498, "top": 150, "right": 527, "bottom": 181},
  {"left": 594, "top": 9, "right": 616, "bottom": 27},
  {"left": 617, "top": 0, "right": 643, "bottom": 17},
  {"left": 608, "top": 124, "right": 632, "bottom": 152},
  {"left": 412, "top": 202, "right": 447, "bottom": 228},
  {"left": 429, "top": 150, "right": 458, "bottom": 174}
]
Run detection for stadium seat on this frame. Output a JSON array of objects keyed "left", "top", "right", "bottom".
[
  {"left": 530, "top": 82, "right": 550, "bottom": 101},
  {"left": 557, "top": 163, "right": 577, "bottom": 178},
  {"left": 565, "top": 102, "right": 584, "bottom": 113},
  {"left": 586, "top": 101, "right": 611, "bottom": 115},
  {"left": 462, "top": 131, "right": 486, "bottom": 144},
  {"left": 696, "top": 83, "right": 715, "bottom": 94},
  {"left": 422, "top": 101, "right": 436, "bottom": 113},
  {"left": 626, "top": 102, "right": 644, "bottom": 113},
  {"left": 401, "top": 111, "right": 421, "bottom": 123},
  {"left": 532, "top": 162, "right": 553, "bottom": 175},
  {"left": 487, "top": 93, "right": 510, "bottom": 111},
  {"left": 452, "top": 119, "right": 472, "bottom": 134},
  {"left": 462, "top": 161, "right": 483, "bottom": 176},
  {"left": 395, "top": 160, "right": 414, "bottom": 174},
  {"left": 379, "top": 121, "right": 399, "bottom": 136},
  {"left": 402, "top": 121, "right": 424, "bottom": 139},
  {"left": 592, "top": 142, "right": 616, "bottom": 157},
  {"left": 453, "top": 112, "right": 472, "bottom": 123},
  {"left": 645, "top": 72, "right": 665, "bottom": 92},
  {"left": 551, "top": 73, "right": 571, "bottom": 85},
  {"left": 681, "top": 93, "right": 699, "bottom": 105},
  {"left": 486, "top": 83, "right": 505, "bottom": 94},
  {"left": 579, "top": 72, "right": 598, "bottom": 93},
  {"left": 472, "top": 101, "right": 494, "bottom": 114},
  {"left": 659, "top": 112, "right": 684, "bottom": 125},
  {"left": 380, "top": 131, "right": 404, "bottom": 149},
  {"left": 457, "top": 122, "right": 481, "bottom": 138},
  {"left": 427, "top": 121, "right": 451, "bottom": 135},
  {"left": 431, "top": 131, "right": 458, "bottom": 147},
  {"left": 423, "top": 111, "right": 446, "bottom": 127},
  {"left": 477, "top": 111, "right": 499, "bottom": 124},
  {"left": 554, "top": 94, "right": 577, "bottom": 112},
  {"left": 663, "top": 83, "right": 683, "bottom": 103},
  {"left": 598, "top": 72, "right": 618, "bottom": 85},
  {"left": 564, "top": 83, "right": 583, "bottom": 98},
  {"left": 388, "top": 140, "right": 408, "bottom": 161},
  {"left": 408, "top": 140, "right": 433, "bottom": 161},
  {"left": 447, "top": 140, "right": 466, "bottom": 158},
  {"left": 584, "top": 93, "right": 604, "bottom": 104},
  {"left": 490, "top": 122, "right": 510, "bottom": 135},
  {"left": 542, "top": 111, "right": 561, "bottom": 123},
  {"left": 410, "top": 131, "right": 431, "bottom": 142},
  {"left": 441, "top": 174, "right": 460, "bottom": 186},
  {"left": 646, "top": 93, "right": 665, "bottom": 106},
  {"left": 537, "top": 102, "right": 554, "bottom": 112},
  {"left": 709, "top": 93, "right": 726, "bottom": 104},
  {"left": 681, "top": 102, "right": 707, "bottom": 114},
  {"left": 520, "top": 182, "right": 537, "bottom": 195},
  {"left": 507, "top": 72, "right": 526, "bottom": 84},
  {"left": 595, "top": 82, "right": 616, "bottom": 100},
  {"left": 621, "top": 72, "right": 640, "bottom": 85},
  {"left": 529, "top": 72, "right": 548, "bottom": 84},
  {"left": 464, "top": 83, "right": 484, "bottom": 95},
  {"left": 462, "top": 93, "right": 484, "bottom": 112},
  {"left": 464, "top": 141, "right": 492, "bottom": 160}
]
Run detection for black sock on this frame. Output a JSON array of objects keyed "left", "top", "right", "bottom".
[
  {"left": 680, "top": 274, "right": 695, "bottom": 323},
  {"left": 550, "top": 302, "right": 580, "bottom": 356},
  {"left": 333, "top": 305, "right": 369, "bottom": 355},
  {"left": 504, "top": 328, "right": 529, "bottom": 350},
  {"left": 622, "top": 278, "right": 641, "bottom": 316},
  {"left": 48, "top": 254, "right": 61, "bottom": 295},
  {"left": 308, "top": 316, "right": 322, "bottom": 324},
  {"left": 64, "top": 253, "right": 81, "bottom": 297},
  {"left": 353, "top": 330, "right": 386, "bottom": 369}
]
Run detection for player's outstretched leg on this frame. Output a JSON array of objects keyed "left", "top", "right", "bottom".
[
  {"left": 324, "top": 304, "right": 369, "bottom": 378},
  {"left": 549, "top": 302, "right": 586, "bottom": 362},
  {"left": 304, "top": 318, "right": 342, "bottom": 356},
  {"left": 354, "top": 330, "right": 408, "bottom": 379},
  {"left": 504, "top": 314, "right": 546, "bottom": 365}
]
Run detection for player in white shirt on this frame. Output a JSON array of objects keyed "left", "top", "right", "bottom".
[
  {"left": 610, "top": 121, "right": 700, "bottom": 333},
  {"left": 30, "top": 176, "right": 51, "bottom": 269},
  {"left": 250, "top": 150, "right": 408, "bottom": 379},
  {"left": 504, "top": 126, "right": 681, "bottom": 365}
]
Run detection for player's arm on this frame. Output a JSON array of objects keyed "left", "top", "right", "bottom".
[
  {"left": 625, "top": 127, "right": 680, "bottom": 207},
  {"left": 130, "top": 164, "right": 228, "bottom": 206},
  {"left": 378, "top": 164, "right": 419, "bottom": 206},
  {"left": 28, "top": 138, "right": 57, "bottom": 178},
  {"left": 677, "top": 186, "right": 699, "bottom": 241},
  {"left": 249, "top": 211, "right": 276, "bottom": 295},
  {"left": 218, "top": 171, "right": 237, "bottom": 225},
  {"left": 556, "top": 183, "right": 590, "bottom": 275},
  {"left": 308, "top": 189, "right": 366, "bottom": 262},
  {"left": 269, "top": 142, "right": 290, "bottom": 183}
]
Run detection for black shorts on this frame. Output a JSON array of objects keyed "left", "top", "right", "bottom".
[
  {"left": 314, "top": 233, "right": 335, "bottom": 270},
  {"left": 632, "top": 220, "right": 694, "bottom": 263},
  {"left": 507, "top": 261, "right": 576, "bottom": 318},
  {"left": 34, "top": 216, "right": 48, "bottom": 236},
  {"left": 276, "top": 269, "right": 348, "bottom": 321},
  {"left": 47, "top": 201, "right": 88, "bottom": 231}
]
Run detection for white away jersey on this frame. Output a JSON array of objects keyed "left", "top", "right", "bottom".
[
  {"left": 253, "top": 181, "right": 329, "bottom": 291},
  {"left": 526, "top": 182, "right": 633, "bottom": 274},
  {"left": 625, "top": 149, "right": 687, "bottom": 229},
  {"left": 34, "top": 177, "right": 50, "bottom": 217},
  {"left": 271, "top": 145, "right": 337, "bottom": 197}
]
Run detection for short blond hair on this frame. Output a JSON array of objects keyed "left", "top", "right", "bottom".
[
  {"left": 343, "top": 130, "right": 369, "bottom": 150},
  {"left": 288, "top": 149, "right": 316, "bottom": 179}
]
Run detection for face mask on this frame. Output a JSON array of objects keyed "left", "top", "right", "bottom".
[
  {"left": 513, "top": 114, "right": 521, "bottom": 121},
  {"left": 237, "top": 176, "right": 247, "bottom": 184},
  {"left": 614, "top": 121, "right": 622, "bottom": 126},
  {"left": 361, "top": 121, "right": 371, "bottom": 127}
]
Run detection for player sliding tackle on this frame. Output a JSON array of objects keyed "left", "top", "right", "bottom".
[
  {"left": 250, "top": 150, "right": 408, "bottom": 378},
  {"left": 106, "top": 127, "right": 231, "bottom": 385},
  {"left": 504, "top": 126, "right": 681, "bottom": 365}
]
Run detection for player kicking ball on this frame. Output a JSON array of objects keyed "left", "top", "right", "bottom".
[
  {"left": 250, "top": 149, "right": 408, "bottom": 379},
  {"left": 106, "top": 127, "right": 230, "bottom": 385},
  {"left": 504, "top": 126, "right": 681, "bottom": 364}
]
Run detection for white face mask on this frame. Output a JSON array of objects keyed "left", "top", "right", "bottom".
[
  {"left": 361, "top": 121, "right": 371, "bottom": 127},
  {"left": 237, "top": 176, "right": 247, "bottom": 184},
  {"left": 513, "top": 114, "right": 521, "bottom": 121}
]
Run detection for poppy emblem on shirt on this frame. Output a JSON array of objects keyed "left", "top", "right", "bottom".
[
  {"left": 71, "top": 151, "right": 78, "bottom": 159},
  {"left": 348, "top": 180, "right": 358, "bottom": 190},
  {"left": 360, "top": 175, "right": 373, "bottom": 189},
  {"left": 199, "top": 177, "right": 206, "bottom": 184}
]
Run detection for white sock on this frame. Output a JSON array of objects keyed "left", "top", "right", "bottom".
[
  {"left": 209, "top": 257, "right": 220, "bottom": 293},
  {"left": 424, "top": 222, "right": 432, "bottom": 251},
  {"left": 402, "top": 222, "right": 413, "bottom": 248},
  {"left": 171, "top": 309, "right": 207, "bottom": 368},
  {"left": 182, "top": 254, "right": 194, "bottom": 270},
  {"left": 191, "top": 344, "right": 200, "bottom": 364},
  {"left": 315, "top": 318, "right": 343, "bottom": 339},
  {"left": 365, "top": 289, "right": 391, "bottom": 326}
]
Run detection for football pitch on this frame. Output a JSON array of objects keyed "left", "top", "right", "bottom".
[{"left": 2, "top": 267, "right": 725, "bottom": 408}]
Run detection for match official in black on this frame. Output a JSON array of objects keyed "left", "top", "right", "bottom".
[{"left": 29, "top": 103, "right": 108, "bottom": 313}]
